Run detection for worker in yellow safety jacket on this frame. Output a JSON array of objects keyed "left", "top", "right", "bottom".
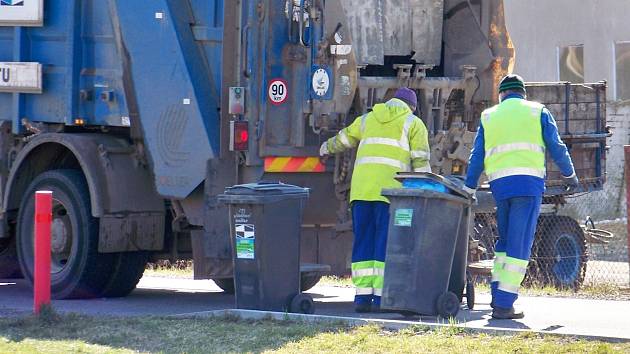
[
  {"left": 319, "top": 88, "right": 431, "bottom": 313},
  {"left": 464, "top": 74, "right": 579, "bottom": 319}
]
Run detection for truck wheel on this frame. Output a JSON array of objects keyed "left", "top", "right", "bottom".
[
  {"left": 536, "top": 216, "right": 587, "bottom": 290},
  {"left": 16, "top": 170, "right": 116, "bottom": 299},
  {"left": 0, "top": 236, "right": 21, "bottom": 278},
  {"left": 100, "top": 252, "right": 148, "bottom": 297}
]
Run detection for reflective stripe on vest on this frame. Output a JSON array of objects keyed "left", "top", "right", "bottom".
[
  {"left": 359, "top": 114, "right": 415, "bottom": 152},
  {"left": 485, "top": 143, "right": 545, "bottom": 159},
  {"left": 356, "top": 157, "right": 411, "bottom": 171},
  {"left": 481, "top": 99, "right": 545, "bottom": 182},
  {"left": 487, "top": 167, "right": 546, "bottom": 182}
]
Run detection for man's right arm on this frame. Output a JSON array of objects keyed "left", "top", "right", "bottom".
[
  {"left": 464, "top": 124, "right": 485, "bottom": 190},
  {"left": 324, "top": 114, "right": 363, "bottom": 154}
]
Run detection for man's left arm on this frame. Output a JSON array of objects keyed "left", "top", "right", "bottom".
[
  {"left": 409, "top": 119, "right": 431, "bottom": 172},
  {"left": 541, "top": 108, "right": 576, "bottom": 177}
]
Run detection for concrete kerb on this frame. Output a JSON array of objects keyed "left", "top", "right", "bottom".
[{"left": 170, "top": 309, "right": 630, "bottom": 343}]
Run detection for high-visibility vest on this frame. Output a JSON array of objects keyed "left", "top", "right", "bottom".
[
  {"left": 481, "top": 98, "right": 546, "bottom": 182},
  {"left": 326, "top": 98, "right": 431, "bottom": 203}
]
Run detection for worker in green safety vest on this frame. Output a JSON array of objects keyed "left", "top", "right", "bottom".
[
  {"left": 320, "top": 88, "right": 431, "bottom": 313},
  {"left": 464, "top": 74, "right": 579, "bottom": 319}
]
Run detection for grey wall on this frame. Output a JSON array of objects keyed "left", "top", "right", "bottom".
[
  {"left": 504, "top": 0, "right": 630, "bottom": 220},
  {"left": 505, "top": 0, "right": 630, "bottom": 100}
]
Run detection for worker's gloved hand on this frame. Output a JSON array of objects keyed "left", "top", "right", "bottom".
[
  {"left": 319, "top": 142, "right": 329, "bottom": 156},
  {"left": 462, "top": 185, "right": 478, "bottom": 205},
  {"left": 563, "top": 173, "right": 579, "bottom": 193}
]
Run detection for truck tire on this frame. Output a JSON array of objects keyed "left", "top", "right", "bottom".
[
  {"left": 100, "top": 252, "right": 148, "bottom": 297},
  {"left": 0, "top": 236, "right": 21, "bottom": 278},
  {"left": 535, "top": 216, "right": 587, "bottom": 290},
  {"left": 16, "top": 169, "right": 116, "bottom": 299}
]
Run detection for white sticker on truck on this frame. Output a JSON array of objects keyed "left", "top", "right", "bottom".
[
  {"left": 0, "top": 62, "right": 42, "bottom": 93},
  {"left": 0, "top": 0, "right": 44, "bottom": 27}
]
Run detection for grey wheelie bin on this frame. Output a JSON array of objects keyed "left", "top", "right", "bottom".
[
  {"left": 381, "top": 173, "right": 472, "bottom": 318},
  {"left": 218, "top": 182, "right": 315, "bottom": 314}
]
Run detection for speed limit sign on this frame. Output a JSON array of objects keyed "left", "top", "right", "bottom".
[{"left": 268, "top": 79, "right": 288, "bottom": 105}]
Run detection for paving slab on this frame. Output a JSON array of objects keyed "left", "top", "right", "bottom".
[{"left": 1, "top": 276, "right": 628, "bottom": 341}]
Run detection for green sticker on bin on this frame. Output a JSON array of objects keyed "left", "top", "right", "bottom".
[
  {"left": 394, "top": 209, "right": 413, "bottom": 227},
  {"left": 236, "top": 239, "right": 255, "bottom": 259},
  {"left": 235, "top": 223, "right": 255, "bottom": 259}
]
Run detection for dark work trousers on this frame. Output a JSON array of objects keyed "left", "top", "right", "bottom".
[
  {"left": 492, "top": 195, "right": 542, "bottom": 309},
  {"left": 351, "top": 200, "right": 390, "bottom": 306}
]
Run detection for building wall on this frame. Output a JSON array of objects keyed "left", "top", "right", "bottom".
[
  {"left": 505, "top": 0, "right": 630, "bottom": 99},
  {"left": 504, "top": 0, "right": 630, "bottom": 220}
]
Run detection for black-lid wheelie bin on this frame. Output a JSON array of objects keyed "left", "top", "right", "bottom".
[
  {"left": 381, "top": 173, "right": 473, "bottom": 318},
  {"left": 218, "top": 182, "right": 315, "bottom": 314}
]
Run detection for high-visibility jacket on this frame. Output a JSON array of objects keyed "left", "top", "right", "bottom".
[
  {"left": 325, "top": 98, "right": 431, "bottom": 203},
  {"left": 481, "top": 99, "right": 546, "bottom": 182}
]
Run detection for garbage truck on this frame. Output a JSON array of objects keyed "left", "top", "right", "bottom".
[{"left": 0, "top": 0, "right": 608, "bottom": 298}]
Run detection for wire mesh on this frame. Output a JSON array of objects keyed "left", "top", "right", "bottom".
[{"left": 469, "top": 183, "right": 629, "bottom": 291}]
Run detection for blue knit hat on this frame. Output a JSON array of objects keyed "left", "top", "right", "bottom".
[{"left": 394, "top": 87, "right": 418, "bottom": 109}]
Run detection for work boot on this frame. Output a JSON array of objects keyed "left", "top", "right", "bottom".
[
  {"left": 491, "top": 306, "right": 524, "bottom": 319},
  {"left": 355, "top": 303, "right": 371, "bottom": 313}
]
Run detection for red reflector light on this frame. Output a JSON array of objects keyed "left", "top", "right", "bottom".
[
  {"left": 230, "top": 120, "right": 249, "bottom": 151},
  {"left": 239, "top": 129, "right": 249, "bottom": 143}
]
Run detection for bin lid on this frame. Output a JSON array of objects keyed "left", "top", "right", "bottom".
[
  {"left": 395, "top": 172, "right": 470, "bottom": 199},
  {"left": 218, "top": 182, "right": 309, "bottom": 204}
]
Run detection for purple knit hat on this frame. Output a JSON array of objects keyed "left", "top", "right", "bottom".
[{"left": 394, "top": 87, "right": 418, "bottom": 109}]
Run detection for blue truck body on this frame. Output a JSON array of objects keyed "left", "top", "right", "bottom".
[{"left": 0, "top": 0, "right": 607, "bottom": 299}]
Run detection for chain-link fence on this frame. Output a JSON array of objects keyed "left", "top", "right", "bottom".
[{"left": 469, "top": 188, "right": 629, "bottom": 291}]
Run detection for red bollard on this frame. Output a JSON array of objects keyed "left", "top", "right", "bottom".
[{"left": 33, "top": 190, "right": 53, "bottom": 314}]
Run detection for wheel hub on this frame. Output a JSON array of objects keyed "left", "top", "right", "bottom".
[
  {"left": 50, "top": 201, "right": 73, "bottom": 274},
  {"left": 51, "top": 218, "right": 69, "bottom": 253}
]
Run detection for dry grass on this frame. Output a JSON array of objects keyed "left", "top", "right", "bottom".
[{"left": 0, "top": 313, "right": 627, "bottom": 353}]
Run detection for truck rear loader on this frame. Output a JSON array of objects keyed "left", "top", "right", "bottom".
[{"left": 0, "top": 0, "right": 607, "bottom": 298}]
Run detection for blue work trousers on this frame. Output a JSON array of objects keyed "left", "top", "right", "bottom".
[
  {"left": 492, "top": 196, "right": 542, "bottom": 308},
  {"left": 351, "top": 200, "right": 390, "bottom": 306}
]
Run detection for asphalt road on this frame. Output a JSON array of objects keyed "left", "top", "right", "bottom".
[{"left": 2, "top": 276, "right": 629, "bottom": 341}]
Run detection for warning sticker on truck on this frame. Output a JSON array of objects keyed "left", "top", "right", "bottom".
[
  {"left": 0, "top": 0, "right": 43, "bottom": 26},
  {"left": 235, "top": 224, "right": 255, "bottom": 259},
  {"left": 394, "top": 209, "right": 413, "bottom": 227},
  {"left": 0, "top": 62, "right": 42, "bottom": 93}
]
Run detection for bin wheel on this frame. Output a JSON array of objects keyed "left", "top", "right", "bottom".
[
  {"left": 289, "top": 293, "right": 315, "bottom": 314},
  {"left": 437, "top": 291, "right": 460, "bottom": 318},
  {"left": 465, "top": 281, "right": 475, "bottom": 310},
  {"left": 212, "top": 278, "right": 235, "bottom": 294}
]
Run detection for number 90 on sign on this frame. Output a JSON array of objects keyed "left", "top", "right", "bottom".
[{"left": 268, "top": 79, "right": 288, "bottom": 105}]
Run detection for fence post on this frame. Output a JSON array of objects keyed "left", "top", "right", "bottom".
[
  {"left": 34, "top": 190, "right": 53, "bottom": 314},
  {"left": 625, "top": 146, "right": 630, "bottom": 286}
]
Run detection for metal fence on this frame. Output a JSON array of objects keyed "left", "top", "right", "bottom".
[{"left": 470, "top": 186, "right": 629, "bottom": 290}]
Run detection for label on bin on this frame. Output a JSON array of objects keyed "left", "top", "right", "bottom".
[
  {"left": 235, "top": 224, "right": 255, "bottom": 259},
  {"left": 394, "top": 209, "right": 413, "bottom": 227}
]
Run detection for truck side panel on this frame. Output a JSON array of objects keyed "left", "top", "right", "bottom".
[{"left": 111, "top": 0, "right": 221, "bottom": 198}]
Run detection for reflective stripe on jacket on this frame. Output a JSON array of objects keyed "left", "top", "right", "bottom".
[
  {"left": 325, "top": 98, "right": 431, "bottom": 203},
  {"left": 481, "top": 99, "right": 545, "bottom": 182}
]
